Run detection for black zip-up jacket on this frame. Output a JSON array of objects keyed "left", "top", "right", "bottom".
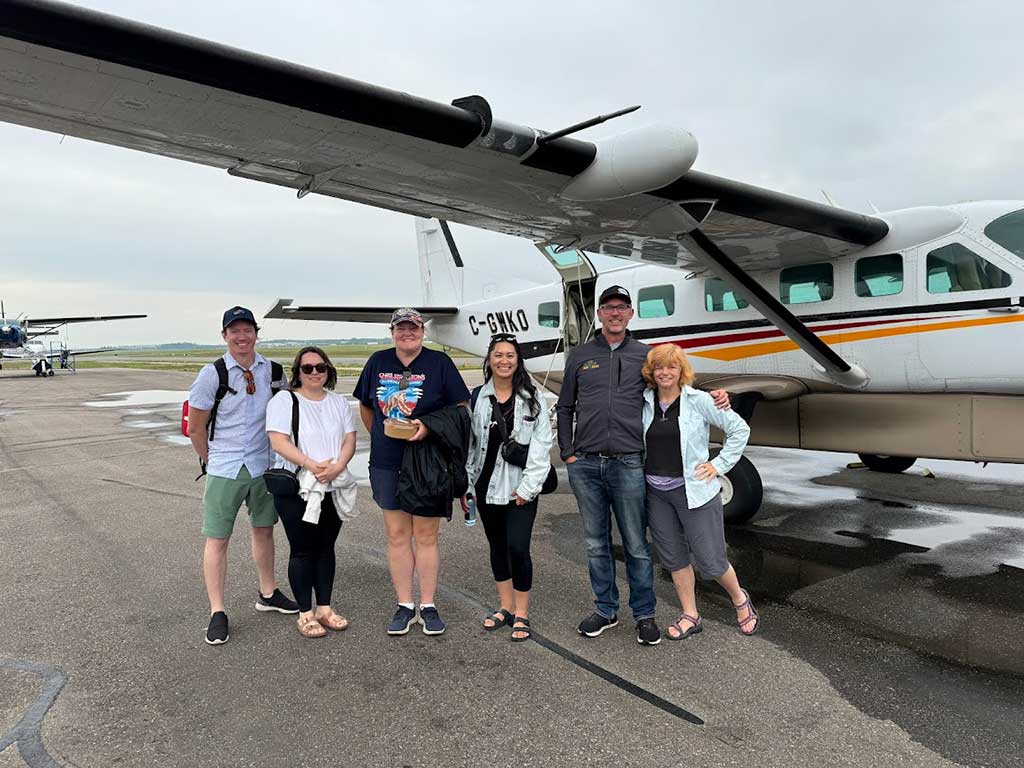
[
  {"left": 556, "top": 332, "right": 650, "bottom": 460},
  {"left": 398, "top": 404, "right": 471, "bottom": 518}
]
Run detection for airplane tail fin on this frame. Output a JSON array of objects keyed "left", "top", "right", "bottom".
[{"left": 416, "top": 218, "right": 464, "bottom": 306}]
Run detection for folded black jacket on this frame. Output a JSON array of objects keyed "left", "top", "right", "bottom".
[{"left": 398, "top": 404, "right": 471, "bottom": 519}]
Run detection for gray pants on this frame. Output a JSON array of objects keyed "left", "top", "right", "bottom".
[{"left": 646, "top": 484, "right": 729, "bottom": 577}]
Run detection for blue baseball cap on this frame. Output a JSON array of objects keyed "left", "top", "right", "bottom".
[{"left": 221, "top": 306, "right": 259, "bottom": 331}]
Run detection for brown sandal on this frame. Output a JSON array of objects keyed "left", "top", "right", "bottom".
[
  {"left": 297, "top": 614, "right": 327, "bottom": 638},
  {"left": 315, "top": 611, "right": 349, "bottom": 632}
]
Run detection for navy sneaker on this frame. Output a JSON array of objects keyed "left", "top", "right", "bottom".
[
  {"left": 205, "top": 611, "right": 229, "bottom": 645},
  {"left": 577, "top": 611, "right": 618, "bottom": 637},
  {"left": 255, "top": 589, "right": 299, "bottom": 614},
  {"left": 419, "top": 606, "right": 446, "bottom": 636},
  {"left": 387, "top": 605, "right": 418, "bottom": 636}
]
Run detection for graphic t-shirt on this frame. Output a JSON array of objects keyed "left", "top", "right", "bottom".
[{"left": 353, "top": 347, "right": 470, "bottom": 470}]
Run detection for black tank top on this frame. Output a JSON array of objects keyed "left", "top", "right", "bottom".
[{"left": 644, "top": 396, "right": 684, "bottom": 477}]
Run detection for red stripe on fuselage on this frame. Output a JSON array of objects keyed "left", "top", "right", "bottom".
[{"left": 652, "top": 316, "right": 954, "bottom": 350}]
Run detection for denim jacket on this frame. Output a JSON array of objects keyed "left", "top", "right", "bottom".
[
  {"left": 641, "top": 386, "right": 751, "bottom": 509},
  {"left": 466, "top": 380, "right": 554, "bottom": 504}
]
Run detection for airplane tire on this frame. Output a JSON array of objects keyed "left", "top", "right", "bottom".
[
  {"left": 47, "top": 369, "right": 55, "bottom": 377},
  {"left": 713, "top": 450, "right": 763, "bottom": 525},
  {"left": 858, "top": 453, "right": 916, "bottom": 473}
]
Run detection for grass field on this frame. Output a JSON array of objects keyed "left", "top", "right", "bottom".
[{"left": 2, "top": 342, "right": 482, "bottom": 373}]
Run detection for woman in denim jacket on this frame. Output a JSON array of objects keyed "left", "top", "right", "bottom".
[
  {"left": 462, "top": 334, "right": 553, "bottom": 642},
  {"left": 641, "top": 344, "right": 760, "bottom": 640}
]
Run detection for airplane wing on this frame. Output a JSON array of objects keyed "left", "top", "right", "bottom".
[
  {"left": 0, "top": 0, "right": 889, "bottom": 385},
  {"left": 26, "top": 314, "right": 147, "bottom": 327},
  {"left": 264, "top": 299, "right": 458, "bottom": 325}
]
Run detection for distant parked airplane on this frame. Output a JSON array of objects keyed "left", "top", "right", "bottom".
[{"left": 0, "top": 303, "right": 146, "bottom": 377}]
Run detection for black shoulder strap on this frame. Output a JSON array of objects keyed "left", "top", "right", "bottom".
[
  {"left": 289, "top": 391, "right": 300, "bottom": 450},
  {"left": 208, "top": 358, "right": 233, "bottom": 441},
  {"left": 470, "top": 385, "right": 482, "bottom": 411},
  {"left": 270, "top": 361, "right": 285, "bottom": 393}
]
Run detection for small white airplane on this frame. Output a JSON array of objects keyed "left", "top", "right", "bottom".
[
  {"left": 0, "top": 303, "right": 146, "bottom": 377},
  {"left": 0, "top": 1, "right": 1021, "bottom": 519}
]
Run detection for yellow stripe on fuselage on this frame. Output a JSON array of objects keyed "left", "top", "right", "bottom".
[{"left": 689, "top": 313, "right": 1024, "bottom": 362}]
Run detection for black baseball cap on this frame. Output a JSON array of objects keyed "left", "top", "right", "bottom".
[
  {"left": 221, "top": 306, "right": 259, "bottom": 331},
  {"left": 598, "top": 285, "right": 632, "bottom": 306}
]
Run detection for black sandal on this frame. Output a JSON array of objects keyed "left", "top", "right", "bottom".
[
  {"left": 483, "top": 608, "right": 514, "bottom": 631},
  {"left": 511, "top": 616, "right": 532, "bottom": 643}
]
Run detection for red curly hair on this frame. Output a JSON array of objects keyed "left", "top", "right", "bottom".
[{"left": 642, "top": 344, "right": 694, "bottom": 388}]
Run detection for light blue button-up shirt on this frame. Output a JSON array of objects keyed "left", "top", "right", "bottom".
[
  {"left": 189, "top": 352, "right": 276, "bottom": 480},
  {"left": 641, "top": 385, "right": 751, "bottom": 509}
]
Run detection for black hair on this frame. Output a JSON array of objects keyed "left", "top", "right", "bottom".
[
  {"left": 289, "top": 346, "right": 337, "bottom": 390},
  {"left": 483, "top": 336, "right": 539, "bottom": 417}
]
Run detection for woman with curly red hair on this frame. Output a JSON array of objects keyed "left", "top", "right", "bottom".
[{"left": 641, "top": 344, "right": 760, "bottom": 640}]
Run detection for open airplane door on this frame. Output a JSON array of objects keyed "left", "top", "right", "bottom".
[{"left": 534, "top": 244, "right": 599, "bottom": 350}]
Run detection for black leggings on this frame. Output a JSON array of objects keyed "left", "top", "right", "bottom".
[
  {"left": 273, "top": 493, "right": 343, "bottom": 613},
  {"left": 477, "top": 497, "right": 538, "bottom": 592}
]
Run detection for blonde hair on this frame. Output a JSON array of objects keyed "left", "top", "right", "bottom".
[{"left": 642, "top": 344, "right": 694, "bottom": 388}]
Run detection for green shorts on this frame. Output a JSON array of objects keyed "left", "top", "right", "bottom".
[{"left": 201, "top": 466, "right": 278, "bottom": 539}]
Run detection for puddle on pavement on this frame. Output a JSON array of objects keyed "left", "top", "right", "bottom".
[{"left": 85, "top": 390, "right": 188, "bottom": 408}]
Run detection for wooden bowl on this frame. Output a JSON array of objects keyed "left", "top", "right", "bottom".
[{"left": 384, "top": 418, "right": 418, "bottom": 440}]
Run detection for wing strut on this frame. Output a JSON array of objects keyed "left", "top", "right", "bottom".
[{"left": 679, "top": 228, "right": 868, "bottom": 388}]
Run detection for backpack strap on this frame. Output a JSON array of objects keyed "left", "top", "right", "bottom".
[
  {"left": 470, "top": 385, "right": 482, "bottom": 412},
  {"left": 270, "top": 361, "right": 286, "bottom": 394},
  {"left": 207, "top": 357, "right": 235, "bottom": 441}
]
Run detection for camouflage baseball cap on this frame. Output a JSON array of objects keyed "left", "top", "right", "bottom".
[{"left": 389, "top": 307, "right": 424, "bottom": 327}]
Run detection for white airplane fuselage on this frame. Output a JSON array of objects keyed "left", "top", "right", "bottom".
[{"left": 423, "top": 201, "right": 1024, "bottom": 467}]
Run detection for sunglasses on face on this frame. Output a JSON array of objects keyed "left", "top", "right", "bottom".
[
  {"left": 300, "top": 363, "right": 329, "bottom": 374},
  {"left": 599, "top": 304, "right": 630, "bottom": 313}
]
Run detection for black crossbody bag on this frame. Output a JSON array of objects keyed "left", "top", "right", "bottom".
[
  {"left": 488, "top": 396, "right": 557, "bottom": 495},
  {"left": 263, "top": 392, "right": 301, "bottom": 497}
]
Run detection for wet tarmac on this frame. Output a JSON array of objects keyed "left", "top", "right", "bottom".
[{"left": 2, "top": 368, "right": 1022, "bottom": 767}]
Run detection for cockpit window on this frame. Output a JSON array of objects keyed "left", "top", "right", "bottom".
[
  {"left": 926, "top": 242, "right": 1012, "bottom": 293},
  {"left": 984, "top": 209, "right": 1024, "bottom": 261}
]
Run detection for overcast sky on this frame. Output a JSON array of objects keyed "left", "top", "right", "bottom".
[{"left": 2, "top": 0, "right": 1022, "bottom": 346}]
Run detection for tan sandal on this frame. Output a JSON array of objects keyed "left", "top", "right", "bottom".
[
  {"left": 297, "top": 614, "right": 327, "bottom": 638},
  {"left": 315, "top": 611, "right": 349, "bottom": 632}
]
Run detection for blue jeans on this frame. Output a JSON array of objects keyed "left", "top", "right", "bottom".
[{"left": 567, "top": 453, "right": 656, "bottom": 620}]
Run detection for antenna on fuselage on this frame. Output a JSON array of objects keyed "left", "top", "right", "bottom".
[{"left": 821, "top": 189, "right": 838, "bottom": 208}]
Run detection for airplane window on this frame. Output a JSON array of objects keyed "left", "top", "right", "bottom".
[
  {"left": 543, "top": 244, "right": 583, "bottom": 267},
  {"left": 538, "top": 301, "right": 560, "bottom": 328},
  {"left": 926, "top": 243, "right": 1012, "bottom": 294},
  {"left": 855, "top": 254, "right": 903, "bottom": 297},
  {"left": 637, "top": 285, "right": 675, "bottom": 318},
  {"left": 780, "top": 263, "right": 834, "bottom": 304},
  {"left": 984, "top": 209, "right": 1024, "bottom": 261},
  {"left": 704, "top": 278, "right": 749, "bottom": 311}
]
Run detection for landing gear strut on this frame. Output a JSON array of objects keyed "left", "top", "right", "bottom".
[{"left": 858, "top": 453, "right": 917, "bottom": 473}]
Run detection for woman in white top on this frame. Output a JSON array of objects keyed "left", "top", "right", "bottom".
[{"left": 266, "top": 347, "right": 356, "bottom": 638}]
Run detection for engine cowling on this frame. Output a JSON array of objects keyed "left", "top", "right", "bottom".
[{"left": 560, "top": 123, "right": 698, "bottom": 202}]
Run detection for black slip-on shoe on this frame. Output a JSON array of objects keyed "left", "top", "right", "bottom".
[
  {"left": 205, "top": 611, "right": 229, "bottom": 645},
  {"left": 255, "top": 589, "right": 299, "bottom": 614}
]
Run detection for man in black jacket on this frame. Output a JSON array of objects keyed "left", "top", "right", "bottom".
[{"left": 557, "top": 285, "right": 728, "bottom": 645}]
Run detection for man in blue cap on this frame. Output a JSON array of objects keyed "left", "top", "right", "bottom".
[{"left": 188, "top": 306, "right": 297, "bottom": 645}]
